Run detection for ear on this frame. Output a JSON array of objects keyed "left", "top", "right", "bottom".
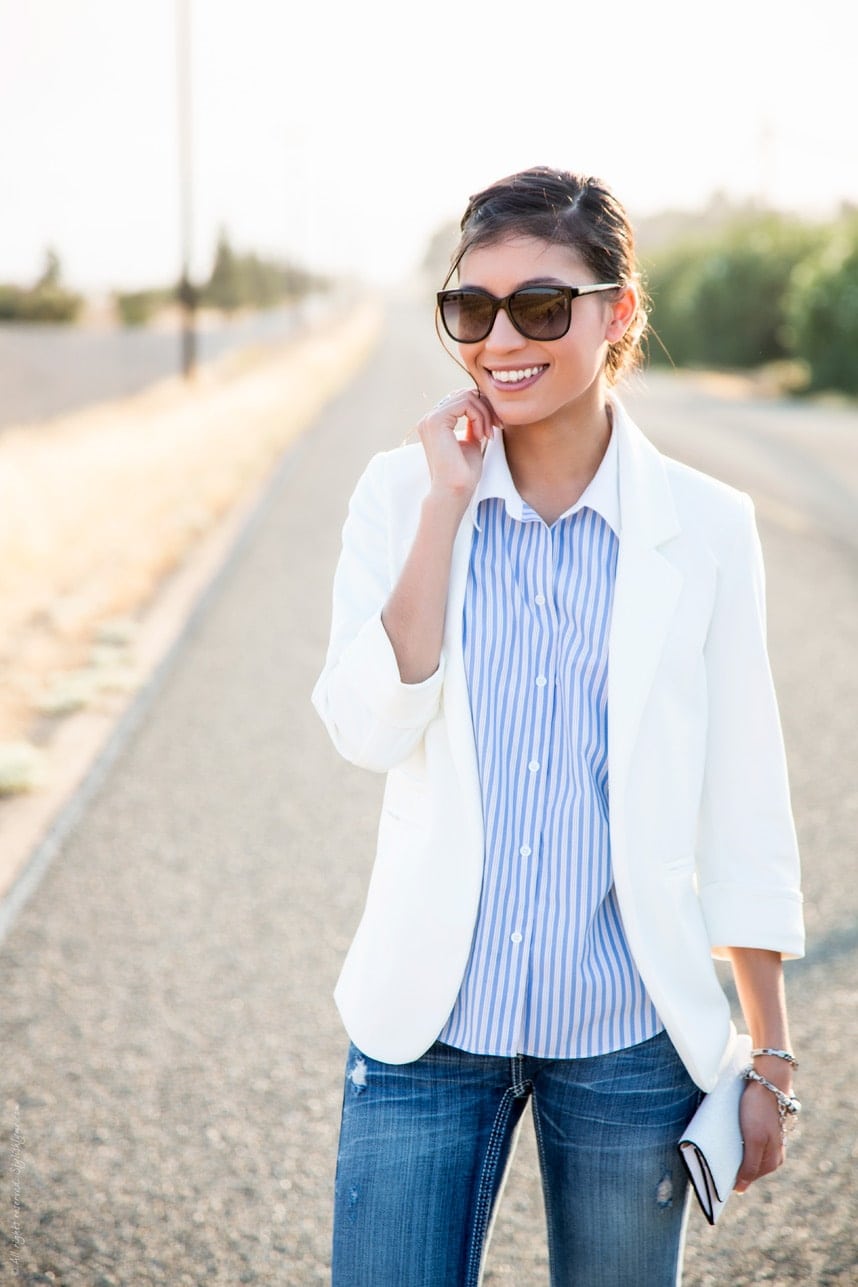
[{"left": 605, "top": 283, "right": 638, "bottom": 342}]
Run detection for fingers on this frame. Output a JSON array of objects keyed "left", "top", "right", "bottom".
[
  {"left": 735, "top": 1135, "right": 785, "bottom": 1193},
  {"left": 735, "top": 1085, "right": 787, "bottom": 1194},
  {"left": 420, "top": 387, "right": 498, "bottom": 445},
  {"left": 411, "top": 388, "right": 497, "bottom": 500}
]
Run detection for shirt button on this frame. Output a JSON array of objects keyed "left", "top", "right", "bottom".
[
  {"left": 528, "top": 760, "right": 540, "bottom": 773},
  {"left": 535, "top": 675, "right": 547, "bottom": 688},
  {"left": 511, "top": 931, "right": 523, "bottom": 944},
  {"left": 534, "top": 594, "right": 546, "bottom": 606},
  {"left": 519, "top": 845, "right": 531, "bottom": 857}
]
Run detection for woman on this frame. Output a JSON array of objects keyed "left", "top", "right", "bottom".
[{"left": 312, "top": 167, "right": 804, "bottom": 1285}]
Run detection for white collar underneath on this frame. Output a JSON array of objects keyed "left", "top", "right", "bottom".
[{"left": 473, "top": 406, "right": 620, "bottom": 534}]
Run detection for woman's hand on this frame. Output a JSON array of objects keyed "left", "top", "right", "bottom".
[
  {"left": 726, "top": 947, "right": 795, "bottom": 1195},
  {"left": 734, "top": 1070, "right": 789, "bottom": 1193},
  {"left": 416, "top": 387, "right": 498, "bottom": 508}
]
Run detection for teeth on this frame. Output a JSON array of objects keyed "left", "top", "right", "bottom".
[{"left": 491, "top": 366, "right": 545, "bottom": 383}]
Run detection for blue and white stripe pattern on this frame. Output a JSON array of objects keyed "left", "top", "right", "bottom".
[{"left": 439, "top": 429, "right": 662, "bottom": 1058}]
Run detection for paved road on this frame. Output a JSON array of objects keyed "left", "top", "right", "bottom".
[
  {"left": 0, "top": 291, "right": 856, "bottom": 1284},
  {"left": 0, "top": 298, "right": 329, "bottom": 431}
]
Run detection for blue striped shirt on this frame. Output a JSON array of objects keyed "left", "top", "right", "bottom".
[{"left": 439, "top": 427, "right": 663, "bottom": 1058}]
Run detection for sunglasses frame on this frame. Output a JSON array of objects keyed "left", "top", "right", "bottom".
[{"left": 436, "top": 282, "right": 621, "bottom": 344}]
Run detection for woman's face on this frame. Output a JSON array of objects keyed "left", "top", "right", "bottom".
[{"left": 454, "top": 236, "right": 630, "bottom": 430}]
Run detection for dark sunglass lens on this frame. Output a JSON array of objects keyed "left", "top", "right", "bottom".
[
  {"left": 510, "top": 288, "right": 570, "bottom": 339},
  {"left": 442, "top": 292, "right": 493, "bottom": 342}
]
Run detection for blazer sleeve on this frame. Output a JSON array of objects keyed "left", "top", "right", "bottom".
[
  {"left": 311, "top": 450, "right": 446, "bottom": 772},
  {"left": 696, "top": 493, "right": 805, "bottom": 959}
]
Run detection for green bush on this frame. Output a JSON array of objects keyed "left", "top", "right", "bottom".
[
  {"left": 784, "top": 217, "right": 858, "bottom": 394},
  {"left": 115, "top": 288, "right": 173, "bottom": 327},
  {"left": 644, "top": 215, "right": 824, "bottom": 370},
  {"left": 0, "top": 282, "right": 82, "bottom": 322},
  {"left": 0, "top": 249, "right": 83, "bottom": 323}
]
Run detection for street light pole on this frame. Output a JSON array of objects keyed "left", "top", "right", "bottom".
[{"left": 177, "top": 0, "right": 197, "bottom": 377}]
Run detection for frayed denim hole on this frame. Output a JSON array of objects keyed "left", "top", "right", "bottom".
[{"left": 347, "top": 1056, "right": 368, "bottom": 1093}]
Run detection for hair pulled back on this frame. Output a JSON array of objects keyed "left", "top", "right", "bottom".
[{"left": 447, "top": 166, "right": 648, "bottom": 385}]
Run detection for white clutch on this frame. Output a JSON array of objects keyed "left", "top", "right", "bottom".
[{"left": 678, "top": 1032, "right": 751, "bottom": 1224}]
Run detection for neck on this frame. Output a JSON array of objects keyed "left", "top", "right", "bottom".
[{"left": 502, "top": 393, "right": 613, "bottom": 511}]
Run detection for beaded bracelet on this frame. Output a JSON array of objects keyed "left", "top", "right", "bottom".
[
  {"left": 742, "top": 1067, "right": 802, "bottom": 1134},
  {"left": 751, "top": 1047, "right": 799, "bottom": 1069}
]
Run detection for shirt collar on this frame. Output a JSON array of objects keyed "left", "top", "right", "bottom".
[{"left": 473, "top": 409, "right": 620, "bottom": 534}]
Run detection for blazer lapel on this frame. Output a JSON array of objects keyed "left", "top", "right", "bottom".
[
  {"left": 608, "top": 402, "right": 684, "bottom": 804},
  {"left": 442, "top": 498, "right": 485, "bottom": 847}
]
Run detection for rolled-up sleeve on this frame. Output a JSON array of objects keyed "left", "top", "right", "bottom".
[{"left": 311, "top": 452, "right": 445, "bottom": 772}]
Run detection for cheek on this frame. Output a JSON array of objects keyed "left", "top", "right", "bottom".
[
  {"left": 457, "top": 345, "right": 482, "bottom": 379},
  {"left": 557, "top": 328, "right": 609, "bottom": 376}
]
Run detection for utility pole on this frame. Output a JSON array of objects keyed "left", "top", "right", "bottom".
[{"left": 177, "top": 0, "right": 197, "bottom": 377}]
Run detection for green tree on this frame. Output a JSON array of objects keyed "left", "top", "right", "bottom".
[
  {"left": 204, "top": 228, "right": 243, "bottom": 312},
  {"left": 37, "top": 247, "right": 63, "bottom": 291},
  {"left": 198, "top": 228, "right": 328, "bottom": 312},
  {"left": 785, "top": 216, "right": 858, "bottom": 394}
]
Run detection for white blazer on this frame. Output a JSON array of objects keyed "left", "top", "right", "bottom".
[{"left": 312, "top": 398, "right": 804, "bottom": 1092}]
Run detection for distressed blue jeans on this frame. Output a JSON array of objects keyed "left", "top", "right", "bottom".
[{"left": 331, "top": 1030, "right": 702, "bottom": 1286}]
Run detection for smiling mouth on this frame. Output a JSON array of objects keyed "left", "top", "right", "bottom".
[{"left": 488, "top": 365, "right": 548, "bottom": 386}]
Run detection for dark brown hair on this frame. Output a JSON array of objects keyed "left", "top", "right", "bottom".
[{"left": 446, "top": 166, "right": 649, "bottom": 385}]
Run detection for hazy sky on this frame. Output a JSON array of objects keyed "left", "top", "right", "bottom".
[{"left": 1, "top": 0, "right": 855, "bottom": 292}]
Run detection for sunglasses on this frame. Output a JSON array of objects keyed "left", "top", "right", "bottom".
[{"left": 436, "top": 282, "right": 620, "bottom": 344}]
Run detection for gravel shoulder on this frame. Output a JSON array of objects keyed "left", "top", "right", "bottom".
[{"left": 0, "top": 298, "right": 381, "bottom": 908}]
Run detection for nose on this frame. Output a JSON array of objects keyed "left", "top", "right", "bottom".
[{"left": 484, "top": 303, "right": 527, "bottom": 349}]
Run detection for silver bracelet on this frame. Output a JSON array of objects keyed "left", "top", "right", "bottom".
[
  {"left": 742, "top": 1067, "right": 802, "bottom": 1133},
  {"left": 751, "top": 1046, "right": 799, "bottom": 1069}
]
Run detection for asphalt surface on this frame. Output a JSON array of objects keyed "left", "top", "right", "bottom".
[
  {"left": 0, "top": 299, "right": 331, "bottom": 432},
  {"left": 1, "top": 291, "right": 856, "bottom": 1284}
]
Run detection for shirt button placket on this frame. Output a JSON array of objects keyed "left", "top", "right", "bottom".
[{"left": 508, "top": 528, "right": 552, "bottom": 1044}]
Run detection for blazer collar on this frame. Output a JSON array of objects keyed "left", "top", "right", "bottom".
[{"left": 611, "top": 395, "right": 680, "bottom": 549}]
